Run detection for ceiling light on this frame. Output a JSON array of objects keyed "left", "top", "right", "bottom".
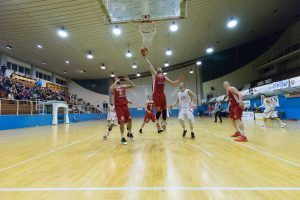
[
  {"left": 169, "top": 21, "right": 178, "bottom": 32},
  {"left": 136, "top": 72, "right": 141, "bottom": 77},
  {"left": 110, "top": 73, "right": 115, "bottom": 78},
  {"left": 206, "top": 47, "right": 214, "bottom": 54},
  {"left": 57, "top": 26, "right": 68, "bottom": 38},
  {"left": 42, "top": 61, "right": 46, "bottom": 64},
  {"left": 112, "top": 25, "right": 121, "bottom": 35},
  {"left": 132, "top": 63, "right": 137, "bottom": 69},
  {"left": 163, "top": 72, "right": 167, "bottom": 75},
  {"left": 80, "top": 70, "right": 86, "bottom": 73},
  {"left": 227, "top": 17, "right": 238, "bottom": 28},
  {"left": 166, "top": 48, "right": 172, "bottom": 56},
  {"left": 63, "top": 71, "right": 67, "bottom": 74},
  {"left": 164, "top": 62, "right": 169, "bottom": 67},
  {"left": 189, "top": 69, "right": 194, "bottom": 74},
  {"left": 37, "top": 44, "right": 43, "bottom": 49},
  {"left": 6, "top": 45, "right": 12, "bottom": 50},
  {"left": 101, "top": 64, "right": 106, "bottom": 70},
  {"left": 86, "top": 51, "right": 93, "bottom": 59},
  {"left": 65, "top": 60, "right": 70, "bottom": 64},
  {"left": 196, "top": 61, "right": 202, "bottom": 66},
  {"left": 126, "top": 50, "right": 132, "bottom": 58}
]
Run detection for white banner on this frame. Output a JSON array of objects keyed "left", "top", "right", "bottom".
[
  {"left": 217, "top": 95, "right": 225, "bottom": 101},
  {"left": 243, "top": 100, "right": 251, "bottom": 108},
  {"left": 242, "top": 111, "right": 254, "bottom": 120},
  {"left": 272, "top": 79, "right": 289, "bottom": 90},
  {"left": 290, "top": 76, "right": 300, "bottom": 87},
  {"left": 241, "top": 89, "right": 250, "bottom": 96},
  {"left": 253, "top": 84, "right": 273, "bottom": 94},
  {"left": 255, "top": 113, "right": 264, "bottom": 120},
  {"left": 269, "top": 96, "right": 280, "bottom": 107}
]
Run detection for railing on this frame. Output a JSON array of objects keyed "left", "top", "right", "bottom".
[{"left": 0, "top": 98, "right": 101, "bottom": 116}]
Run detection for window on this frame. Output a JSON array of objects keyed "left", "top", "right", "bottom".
[
  {"left": 25, "top": 68, "right": 31, "bottom": 75},
  {"left": 6, "top": 62, "right": 11, "bottom": 69},
  {"left": 56, "top": 78, "right": 66, "bottom": 86},
  {"left": 12, "top": 63, "right": 18, "bottom": 71},
  {"left": 18, "top": 66, "right": 24, "bottom": 73}
]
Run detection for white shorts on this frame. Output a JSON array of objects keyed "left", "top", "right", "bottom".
[
  {"left": 178, "top": 109, "right": 194, "bottom": 122},
  {"left": 264, "top": 110, "right": 278, "bottom": 118},
  {"left": 107, "top": 114, "right": 118, "bottom": 125}
]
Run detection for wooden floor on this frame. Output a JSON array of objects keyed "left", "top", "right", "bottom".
[{"left": 0, "top": 117, "right": 300, "bottom": 200}]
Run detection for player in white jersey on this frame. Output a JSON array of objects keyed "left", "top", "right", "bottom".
[
  {"left": 259, "top": 95, "right": 286, "bottom": 128},
  {"left": 172, "top": 82, "right": 196, "bottom": 139},
  {"left": 103, "top": 104, "right": 117, "bottom": 139}
]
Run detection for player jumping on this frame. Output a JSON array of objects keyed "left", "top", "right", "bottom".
[
  {"left": 143, "top": 56, "right": 184, "bottom": 132},
  {"left": 110, "top": 76, "right": 135, "bottom": 145},
  {"left": 223, "top": 81, "right": 248, "bottom": 142},
  {"left": 172, "top": 82, "right": 197, "bottom": 139}
]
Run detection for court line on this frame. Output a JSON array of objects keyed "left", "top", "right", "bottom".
[
  {"left": 0, "top": 134, "right": 99, "bottom": 173},
  {"left": 0, "top": 186, "right": 299, "bottom": 191},
  {"left": 168, "top": 141, "right": 213, "bottom": 157},
  {"left": 202, "top": 129, "right": 300, "bottom": 168}
]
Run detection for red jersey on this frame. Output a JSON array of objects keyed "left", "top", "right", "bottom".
[
  {"left": 152, "top": 73, "right": 165, "bottom": 94},
  {"left": 227, "top": 88, "right": 239, "bottom": 106},
  {"left": 113, "top": 85, "right": 128, "bottom": 106},
  {"left": 146, "top": 100, "right": 155, "bottom": 111}
]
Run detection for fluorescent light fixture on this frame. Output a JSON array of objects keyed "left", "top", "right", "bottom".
[
  {"left": 113, "top": 25, "right": 121, "bottom": 35},
  {"left": 227, "top": 17, "right": 238, "bottom": 28},
  {"left": 57, "top": 26, "right": 68, "bottom": 38},
  {"left": 6, "top": 45, "right": 12, "bottom": 50},
  {"left": 65, "top": 60, "right": 70, "bottom": 64},
  {"left": 132, "top": 63, "right": 137, "bottom": 69},
  {"left": 101, "top": 64, "right": 106, "bottom": 70},
  {"left": 86, "top": 51, "right": 93, "bottom": 59},
  {"left": 189, "top": 69, "right": 194, "bottom": 74},
  {"left": 42, "top": 61, "right": 46, "bottom": 64},
  {"left": 126, "top": 50, "right": 132, "bottom": 58},
  {"left": 136, "top": 72, "right": 141, "bottom": 77},
  {"left": 164, "top": 62, "right": 169, "bottom": 67},
  {"left": 166, "top": 48, "right": 172, "bottom": 56},
  {"left": 196, "top": 61, "right": 202, "bottom": 66},
  {"left": 206, "top": 47, "right": 214, "bottom": 54},
  {"left": 37, "top": 44, "right": 43, "bottom": 49},
  {"left": 110, "top": 73, "right": 115, "bottom": 78},
  {"left": 170, "top": 21, "right": 178, "bottom": 32},
  {"left": 163, "top": 72, "right": 167, "bottom": 75}
]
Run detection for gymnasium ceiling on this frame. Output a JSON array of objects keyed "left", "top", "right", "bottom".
[{"left": 0, "top": 0, "right": 299, "bottom": 79}]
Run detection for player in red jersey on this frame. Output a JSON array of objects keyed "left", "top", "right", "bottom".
[
  {"left": 143, "top": 56, "right": 184, "bottom": 132},
  {"left": 139, "top": 95, "right": 163, "bottom": 134},
  {"left": 111, "top": 76, "right": 135, "bottom": 145},
  {"left": 223, "top": 81, "right": 248, "bottom": 142}
]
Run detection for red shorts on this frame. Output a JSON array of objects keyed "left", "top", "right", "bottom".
[
  {"left": 115, "top": 104, "right": 131, "bottom": 123},
  {"left": 229, "top": 105, "right": 243, "bottom": 120},
  {"left": 144, "top": 111, "right": 156, "bottom": 123},
  {"left": 153, "top": 93, "right": 166, "bottom": 111}
]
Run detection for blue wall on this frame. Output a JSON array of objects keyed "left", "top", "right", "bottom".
[
  {"left": 200, "top": 95, "right": 300, "bottom": 120},
  {"left": 0, "top": 113, "right": 107, "bottom": 131}
]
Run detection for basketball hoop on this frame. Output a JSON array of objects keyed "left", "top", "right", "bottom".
[{"left": 137, "top": 15, "right": 157, "bottom": 48}]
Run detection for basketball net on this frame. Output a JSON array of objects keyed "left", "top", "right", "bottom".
[{"left": 137, "top": 0, "right": 157, "bottom": 48}]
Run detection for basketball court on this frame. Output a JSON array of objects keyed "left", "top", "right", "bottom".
[{"left": 1, "top": 0, "right": 300, "bottom": 199}]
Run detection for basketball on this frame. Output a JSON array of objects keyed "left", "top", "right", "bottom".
[{"left": 141, "top": 47, "right": 149, "bottom": 56}]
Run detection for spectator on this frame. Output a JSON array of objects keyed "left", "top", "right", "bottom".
[
  {"left": 36, "top": 79, "right": 43, "bottom": 87},
  {"left": 1, "top": 65, "right": 8, "bottom": 76}
]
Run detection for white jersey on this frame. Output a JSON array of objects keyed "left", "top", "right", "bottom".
[
  {"left": 178, "top": 89, "right": 193, "bottom": 111},
  {"left": 262, "top": 98, "right": 275, "bottom": 113},
  {"left": 108, "top": 105, "right": 116, "bottom": 118}
]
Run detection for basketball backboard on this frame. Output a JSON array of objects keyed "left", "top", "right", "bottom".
[{"left": 97, "top": 0, "right": 187, "bottom": 24}]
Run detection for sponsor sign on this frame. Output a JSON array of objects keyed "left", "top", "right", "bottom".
[
  {"left": 242, "top": 111, "right": 254, "bottom": 120},
  {"left": 290, "top": 76, "right": 300, "bottom": 87},
  {"left": 255, "top": 113, "right": 264, "bottom": 120},
  {"left": 253, "top": 84, "right": 273, "bottom": 94},
  {"left": 243, "top": 100, "right": 251, "bottom": 108},
  {"left": 272, "top": 79, "right": 289, "bottom": 90}
]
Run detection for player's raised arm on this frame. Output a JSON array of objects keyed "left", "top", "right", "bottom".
[
  {"left": 123, "top": 76, "right": 135, "bottom": 88},
  {"left": 165, "top": 74, "right": 184, "bottom": 86},
  {"left": 143, "top": 56, "right": 157, "bottom": 75},
  {"left": 110, "top": 77, "right": 119, "bottom": 92}
]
